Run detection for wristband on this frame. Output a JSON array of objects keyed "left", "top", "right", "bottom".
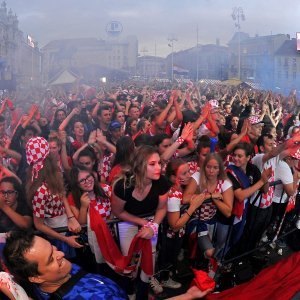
[
  {"left": 143, "top": 220, "right": 159, "bottom": 236},
  {"left": 68, "top": 216, "right": 75, "bottom": 220},
  {"left": 176, "top": 136, "right": 185, "bottom": 145},
  {"left": 185, "top": 210, "right": 191, "bottom": 217}
]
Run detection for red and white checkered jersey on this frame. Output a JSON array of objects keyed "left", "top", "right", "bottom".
[
  {"left": 187, "top": 161, "right": 199, "bottom": 175},
  {"left": 195, "top": 179, "right": 232, "bottom": 221},
  {"left": 90, "top": 183, "right": 112, "bottom": 220},
  {"left": 99, "top": 153, "right": 113, "bottom": 183},
  {"left": 32, "top": 183, "right": 65, "bottom": 218}
]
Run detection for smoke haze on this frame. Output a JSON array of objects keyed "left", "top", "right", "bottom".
[{"left": 7, "top": 0, "right": 300, "bottom": 56}]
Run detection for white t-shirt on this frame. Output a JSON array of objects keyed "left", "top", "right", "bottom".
[
  {"left": 191, "top": 171, "right": 201, "bottom": 185},
  {"left": 273, "top": 160, "right": 293, "bottom": 204},
  {"left": 167, "top": 189, "right": 183, "bottom": 212},
  {"left": 250, "top": 153, "right": 279, "bottom": 208}
]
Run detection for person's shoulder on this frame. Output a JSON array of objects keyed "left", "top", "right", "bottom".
[
  {"left": 153, "top": 175, "right": 172, "bottom": 193},
  {"left": 247, "top": 162, "right": 260, "bottom": 172}
]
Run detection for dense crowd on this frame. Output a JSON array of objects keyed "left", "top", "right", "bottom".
[{"left": 0, "top": 82, "right": 299, "bottom": 299}]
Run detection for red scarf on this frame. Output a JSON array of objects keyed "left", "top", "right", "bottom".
[
  {"left": 89, "top": 204, "right": 153, "bottom": 276},
  {"left": 206, "top": 252, "right": 300, "bottom": 300}
]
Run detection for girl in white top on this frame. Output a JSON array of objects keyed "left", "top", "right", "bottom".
[{"left": 183, "top": 153, "right": 233, "bottom": 259}]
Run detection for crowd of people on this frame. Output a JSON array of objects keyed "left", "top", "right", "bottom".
[{"left": 0, "top": 81, "right": 299, "bottom": 299}]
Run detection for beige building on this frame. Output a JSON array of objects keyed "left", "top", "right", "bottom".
[
  {"left": 0, "top": 1, "right": 41, "bottom": 90},
  {"left": 41, "top": 35, "right": 138, "bottom": 84}
]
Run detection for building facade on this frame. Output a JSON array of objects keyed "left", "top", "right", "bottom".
[
  {"left": 165, "top": 42, "right": 229, "bottom": 81},
  {"left": 41, "top": 35, "right": 138, "bottom": 84},
  {"left": 274, "top": 38, "right": 300, "bottom": 93},
  {"left": 0, "top": 1, "right": 41, "bottom": 90},
  {"left": 228, "top": 33, "right": 289, "bottom": 89}
]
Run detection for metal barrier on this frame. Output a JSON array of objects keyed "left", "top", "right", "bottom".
[{"left": 50, "top": 179, "right": 299, "bottom": 278}]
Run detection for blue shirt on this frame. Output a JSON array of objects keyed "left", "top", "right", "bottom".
[{"left": 35, "top": 264, "right": 128, "bottom": 300}]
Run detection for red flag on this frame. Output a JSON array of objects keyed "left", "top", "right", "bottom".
[{"left": 89, "top": 204, "right": 153, "bottom": 276}]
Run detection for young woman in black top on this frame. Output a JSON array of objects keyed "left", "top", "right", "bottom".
[{"left": 112, "top": 145, "right": 171, "bottom": 299}]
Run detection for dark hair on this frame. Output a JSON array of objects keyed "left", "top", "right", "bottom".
[
  {"left": 77, "top": 147, "right": 99, "bottom": 178},
  {"left": 137, "top": 118, "right": 149, "bottom": 132},
  {"left": 69, "top": 165, "right": 108, "bottom": 209},
  {"left": 233, "top": 142, "right": 253, "bottom": 157},
  {"left": 112, "top": 136, "right": 134, "bottom": 167},
  {"left": 3, "top": 230, "right": 39, "bottom": 282},
  {"left": 196, "top": 135, "right": 211, "bottom": 153},
  {"left": 134, "top": 133, "right": 154, "bottom": 147},
  {"left": 0, "top": 115, "right": 5, "bottom": 123},
  {"left": 256, "top": 134, "right": 273, "bottom": 153},
  {"left": 0, "top": 176, "right": 26, "bottom": 203},
  {"left": 165, "top": 158, "right": 186, "bottom": 184},
  {"left": 97, "top": 105, "right": 110, "bottom": 117},
  {"left": 152, "top": 133, "right": 171, "bottom": 147},
  {"left": 23, "top": 125, "right": 38, "bottom": 136},
  {"left": 125, "top": 117, "right": 137, "bottom": 136}
]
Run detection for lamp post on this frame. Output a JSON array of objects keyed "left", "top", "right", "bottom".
[
  {"left": 196, "top": 25, "right": 199, "bottom": 82},
  {"left": 168, "top": 37, "right": 177, "bottom": 81},
  {"left": 231, "top": 7, "right": 245, "bottom": 80},
  {"left": 140, "top": 47, "right": 148, "bottom": 80}
]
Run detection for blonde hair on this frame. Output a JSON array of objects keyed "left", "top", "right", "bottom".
[{"left": 199, "top": 153, "right": 227, "bottom": 192}]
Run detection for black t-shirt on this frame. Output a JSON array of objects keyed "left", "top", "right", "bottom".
[
  {"left": 113, "top": 175, "right": 171, "bottom": 215},
  {"left": 0, "top": 200, "right": 32, "bottom": 233},
  {"left": 227, "top": 163, "right": 261, "bottom": 191}
]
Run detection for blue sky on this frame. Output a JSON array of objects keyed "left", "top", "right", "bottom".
[{"left": 6, "top": 0, "right": 300, "bottom": 57}]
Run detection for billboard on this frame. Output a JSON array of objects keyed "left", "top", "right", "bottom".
[{"left": 297, "top": 32, "right": 300, "bottom": 51}]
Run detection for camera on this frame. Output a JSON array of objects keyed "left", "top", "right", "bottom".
[{"left": 75, "top": 233, "right": 88, "bottom": 246}]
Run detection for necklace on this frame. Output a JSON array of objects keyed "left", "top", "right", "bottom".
[{"left": 206, "top": 180, "right": 217, "bottom": 193}]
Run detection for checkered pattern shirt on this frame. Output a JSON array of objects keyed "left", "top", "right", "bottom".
[
  {"left": 91, "top": 184, "right": 112, "bottom": 220},
  {"left": 187, "top": 161, "right": 199, "bottom": 175},
  {"left": 32, "top": 183, "right": 65, "bottom": 218},
  {"left": 99, "top": 153, "right": 113, "bottom": 183},
  {"left": 195, "top": 180, "right": 225, "bottom": 221}
]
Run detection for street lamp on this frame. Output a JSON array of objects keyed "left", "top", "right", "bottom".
[
  {"left": 231, "top": 7, "right": 245, "bottom": 80},
  {"left": 140, "top": 47, "right": 148, "bottom": 80},
  {"left": 168, "top": 37, "right": 177, "bottom": 81}
]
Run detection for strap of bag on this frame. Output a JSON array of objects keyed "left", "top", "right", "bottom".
[{"left": 49, "top": 268, "right": 87, "bottom": 300}]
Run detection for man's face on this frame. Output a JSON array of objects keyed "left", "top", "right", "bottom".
[
  {"left": 249, "top": 123, "right": 263, "bottom": 139},
  {"left": 25, "top": 236, "right": 72, "bottom": 285},
  {"left": 128, "top": 107, "right": 140, "bottom": 120},
  {"left": 231, "top": 117, "right": 239, "bottom": 130},
  {"left": 262, "top": 137, "right": 275, "bottom": 153},
  {"left": 224, "top": 105, "right": 232, "bottom": 114},
  {"left": 100, "top": 110, "right": 111, "bottom": 125}
]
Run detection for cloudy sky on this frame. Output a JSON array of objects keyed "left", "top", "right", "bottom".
[{"left": 6, "top": 0, "right": 300, "bottom": 57}]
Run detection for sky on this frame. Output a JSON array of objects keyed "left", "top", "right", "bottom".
[{"left": 6, "top": 0, "right": 300, "bottom": 57}]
